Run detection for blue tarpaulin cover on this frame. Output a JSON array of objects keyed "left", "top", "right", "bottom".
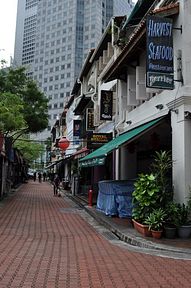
[{"left": 96, "top": 180, "right": 134, "bottom": 218}]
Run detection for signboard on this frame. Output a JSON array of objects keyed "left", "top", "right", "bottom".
[
  {"left": 79, "top": 157, "right": 105, "bottom": 168},
  {"left": 146, "top": 15, "right": 174, "bottom": 89},
  {"left": 87, "top": 132, "right": 112, "bottom": 149},
  {"left": 73, "top": 120, "right": 81, "bottom": 145},
  {"left": 100, "top": 90, "right": 113, "bottom": 121},
  {"left": 86, "top": 108, "right": 95, "bottom": 131}
]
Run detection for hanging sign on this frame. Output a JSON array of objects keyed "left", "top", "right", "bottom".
[
  {"left": 87, "top": 132, "right": 112, "bottom": 149},
  {"left": 146, "top": 15, "right": 174, "bottom": 89},
  {"left": 86, "top": 108, "right": 95, "bottom": 131},
  {"left": 73, "top": 120, "right": 81, "bottom": 145},
  {"left": 100, "top": 90, "right": 113, "bottom": 121}
]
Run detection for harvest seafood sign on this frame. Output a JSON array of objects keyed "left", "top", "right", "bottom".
[{"left": 146, "top": 15, "right": 174, "bottom": 89}]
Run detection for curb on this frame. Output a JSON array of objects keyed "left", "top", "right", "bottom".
[{"left": 63, "top": 192, "right": 191, "bottom": 256}]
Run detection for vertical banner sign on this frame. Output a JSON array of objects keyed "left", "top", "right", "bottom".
[
  {"left": 146, "top": 16, "right": 174, "bottom": 89},
  {"left": 100, "top": 90, "right": 113, "bottom": 120},
  {"left": 86, "top": 108, "right": 95, "bottom": 131},
  {"left": 73, "top": 120, "right": 81, "bottom": 145}
]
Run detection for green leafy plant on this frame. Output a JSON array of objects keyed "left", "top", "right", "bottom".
[
  {"left": 145, "top": 208, "right": 166, "bottom": 231},
  {"left": 132, "top": 173, "right": 160, "bottom": 223},
  {"left": 164, "top": 201, "right": 180, "bottom": 227},
  {"left": 151, "top": 150, "right": 173, "bottom": 205},
  {"left": 176, "top": 203, "right": 190, "bottom": 226}
]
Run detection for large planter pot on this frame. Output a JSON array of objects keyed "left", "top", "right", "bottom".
[
  {"left": 151, "top": 230, "right": 163, "bottom": 239},
  {"left": 132, "top": 219, "right": 152, "bottom": 237},
  {"left": 164, "top": 226, "right": 177, "bottom": 239},
  {"left": 177, "top": 225, "right": 191, "bottom": 239}
]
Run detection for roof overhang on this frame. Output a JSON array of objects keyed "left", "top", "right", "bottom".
[{"left": 73, "top": 94, "right": 92, "bottom": 115}]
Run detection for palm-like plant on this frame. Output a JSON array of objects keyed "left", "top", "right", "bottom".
[
  {"left": 145, "top": 208, "right": 166, "bottom": 231},
  {"left": 151, "top": 150, "right": 173, "bottom": 205}
]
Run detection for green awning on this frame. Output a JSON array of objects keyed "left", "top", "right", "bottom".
[
  {"left": 122, "top": 0, "right": 155, "bottom": 28},
  {"left": 79, "top": 117, "right": 164, "bottom": 168}
]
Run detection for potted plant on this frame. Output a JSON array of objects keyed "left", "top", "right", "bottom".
[
  {"left": 176, "top": 203, "right": 191, "bottom": 238},
  {"left": 145, "top": 208, "right": 166, "bottom": 239},
  {"left": 132, "top": 151, "right": 173, "bottom": 237},
  {"left": 163, "top": 202, "right": 179, "bottom": 239},
  {"left": 132, "top": 173, "right": 160, "bottom": 236},
  {"left": 151, "top": 150, "right": 173, "bottom": 206}
]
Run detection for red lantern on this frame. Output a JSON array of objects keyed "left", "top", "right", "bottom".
[{"left": 58, "top": 137, "right": 70, "bottom": 150}]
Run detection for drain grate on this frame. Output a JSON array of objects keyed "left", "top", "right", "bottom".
[{"left": 102, "top": 231, "right": 119, "bottom": 241}]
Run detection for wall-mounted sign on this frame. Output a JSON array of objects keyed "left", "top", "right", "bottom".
[
  {"left": 100, "top": 90, "right": 113, "bottom": 121},
  {"left": 73, "top": 120, "right": 81, "bottom": 145},
  {"left": 146, "top": 15, "right": 174, "bottom": 89},
  {"left": 86, "top": 108, "right": 95, "bottom": 131},
  {"left": 87, "top": 132, "right": 112, "bottom": 149}
]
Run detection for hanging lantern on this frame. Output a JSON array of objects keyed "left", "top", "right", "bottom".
[{"left": 58, "top": 137, "right": 70, "bottom": 150}]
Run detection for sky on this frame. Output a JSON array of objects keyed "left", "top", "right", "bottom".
[
  {"left": 0, "top": 0, "right": 137, "bottom": 66},
  {"left": 0, "top": 0, "right": 18, "bottom": 65}
]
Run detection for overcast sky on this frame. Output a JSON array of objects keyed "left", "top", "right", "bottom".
[
  {"left": 0, "top": 0, "right": 137, "bottom": 65},
  {"left": 0, "top": 0, "right": 18, "bottom": 64}
]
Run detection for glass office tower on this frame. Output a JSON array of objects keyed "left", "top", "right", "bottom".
[{"left": 14, "top": 0, "right": 133, "bottom": 139}]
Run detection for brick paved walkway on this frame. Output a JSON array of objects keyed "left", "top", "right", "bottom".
[{"left": 0, "top": 181, "right": 190, "bottom": 288}]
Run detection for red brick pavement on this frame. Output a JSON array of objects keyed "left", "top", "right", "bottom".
[{"left": 0, "top": 181, "right": 190, "bottom": 288}]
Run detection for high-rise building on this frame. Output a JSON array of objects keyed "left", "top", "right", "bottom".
[{"left": 14, "top": 0, "right": 133, "bottom": 140}]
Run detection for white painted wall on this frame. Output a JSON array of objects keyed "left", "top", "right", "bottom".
[{"left": 116, "top": 1, "right": 191, "bottom": 203}]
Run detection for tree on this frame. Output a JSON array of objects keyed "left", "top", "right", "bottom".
[
  {"left": 0, "top": 65, "right": 48, "bottom": 134},
  {"left": 0, "top": 92, "right": 26, "bottom": 133},
  {"left": 22, "top": 81, "right": 48, "bottom": 133},
  {"left": 14, "top": 136, "right": 44, "bottom": 163}
]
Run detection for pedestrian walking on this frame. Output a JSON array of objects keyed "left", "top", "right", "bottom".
[
  {"left": 33, "top": 171, "right": 36, "bottom": 182},
  {"left": 38, "top": 172, "right": 42, "bottom": 183},
  {"left": 43, "top": 171, "right": 47, "bottom": 181},
  {"left": 53, "top": 174, "right": 60, "bottom": 196}
]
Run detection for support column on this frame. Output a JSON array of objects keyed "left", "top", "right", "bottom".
[{"left": 171, "top": 99, "right": 191, "bottom": 203}]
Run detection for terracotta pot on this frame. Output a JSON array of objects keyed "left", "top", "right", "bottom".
[
  {"left": 132, "top": 219, "right": 152, "bottom": 237},
  {"left": 151, "top": 230, "right": 162, "bottom": 239}
]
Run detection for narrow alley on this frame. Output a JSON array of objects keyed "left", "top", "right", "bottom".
[{"left": 0, "top": 181, "right": 190, "bottom": 288}]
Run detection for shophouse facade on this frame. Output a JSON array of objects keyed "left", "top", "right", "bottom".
[{"left": 50, "top": 0, "right": 191, "bottom": 206}]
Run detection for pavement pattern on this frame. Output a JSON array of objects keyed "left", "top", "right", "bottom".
[{"left": 0, "top": 181, "right": 190, "bottom": 288}]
